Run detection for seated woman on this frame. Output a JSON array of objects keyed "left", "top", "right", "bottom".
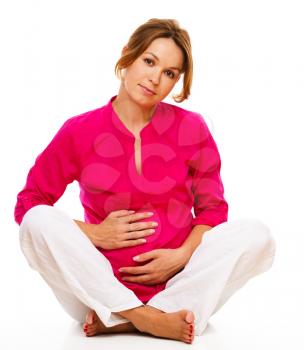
[{"left": 15, "top": 18, "right": 276, "bottom": 345}]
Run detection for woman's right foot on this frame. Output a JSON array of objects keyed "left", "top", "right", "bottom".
[{"left": 83, "top": 305, "right": 164, "bottom": 336}]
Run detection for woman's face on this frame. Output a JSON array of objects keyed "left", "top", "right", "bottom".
[{"left": 122, "top": 37, "right": 184, "bottom": 107}]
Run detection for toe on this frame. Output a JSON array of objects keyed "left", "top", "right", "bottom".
[
  {"left": 83, "top": 323, "right": 88, "bottom": 332},
  {"left": 189, "top": 323, "right": 194, "bottom": 333},
  {"left": 184, "top": 334, "right": 192, "bottom": 344},
  {"left": 186, "top": 323, "right": 194, "bottom": 339},
  {"left": 185, "top": 311, "right": 195, "bottom": 323},
  {"left": 87, "top": 323, "right": 95, "bottom": 332},
  {"left": 86, "top": 309, "right": 95, "bottom": 324},
  {"left": 184, "top": 330, "right": 194, "bottom": 344},
  {"left": 86, "top": 324, "right": 97, "bottom": 337}
]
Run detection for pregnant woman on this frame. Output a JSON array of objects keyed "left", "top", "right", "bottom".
[{"left": 15, "top": 18, "right": 276, "bottom": 344}]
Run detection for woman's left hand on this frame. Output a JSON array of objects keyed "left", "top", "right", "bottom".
[{"left": 118, "top": 248, "right": 189, "bottom": 285}]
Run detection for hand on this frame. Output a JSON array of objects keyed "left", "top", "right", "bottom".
[
  {"left": 118, "top": 248, "right": 188, "bottom": 285},
  {"left": 89, "top": 210, "right": 158, "bottom": 250}
]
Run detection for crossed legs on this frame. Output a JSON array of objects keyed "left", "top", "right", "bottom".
[{"left": 19, "top": 205, "right": 275, "bottom": 342}]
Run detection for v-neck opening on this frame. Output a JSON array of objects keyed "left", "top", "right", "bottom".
[{"left": 109, "top": 95, "right": 163, "bottom": 177}]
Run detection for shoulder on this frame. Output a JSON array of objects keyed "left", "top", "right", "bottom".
[
  {"left": 159, "top": 101, "right": 208, "bottom": 128},
  {"left": 60, "top": 105, "right": 107, "bottom": 134},
  {"left": 158, "top": 101, "right": 211, "bottom": 142},
  {"left": 49, "top": 104, "right": 109, "bottom": 152}
]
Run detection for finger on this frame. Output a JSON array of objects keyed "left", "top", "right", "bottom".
[
  {"left": 123, "top": 228, "right": 155, "bottom": 240},
  {"left": 121, "top": 211, "right": 154, "bottom": 224},
  {"left": 123, "top": 220, "right": 157, "bottom": 234},
  {"left": 119, "top": 266, "right": 147, "bottom": 275},
  {"left": 133, "top": 250, "right": 158, "bottom": 262},
  {"left": 119, "top": 238, "right": 147, "bottom": 248},
  {"left": 111, "top": 210, "right": 136, "bottom": 218},
  {"left": 122, "top": 274, "right": 152, "bottom": 284}
]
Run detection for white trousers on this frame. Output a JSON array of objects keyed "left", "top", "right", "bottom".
[{"left": 19, "top": 205, "right": 276, "bottom": 336}]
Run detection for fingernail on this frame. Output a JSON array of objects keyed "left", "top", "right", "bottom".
[{"left": 133, "top": 256, "right": 139, "bottom": 261}]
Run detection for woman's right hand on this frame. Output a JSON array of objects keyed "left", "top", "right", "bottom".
[{"left": 89, "top": 210, "right": 158, "bottom": 250}]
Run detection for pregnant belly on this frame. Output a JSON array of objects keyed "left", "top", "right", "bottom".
[{"left": 96, "top": 209, "right": 163, "bottom": 274}]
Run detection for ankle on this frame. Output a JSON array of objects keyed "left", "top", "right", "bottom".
[{"left": 114, "top": 305, "right": 146, "bottom": 321}]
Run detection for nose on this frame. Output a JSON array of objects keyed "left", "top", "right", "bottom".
[{"left": 149, "top": 68, "right": 161, "bottom": 85}]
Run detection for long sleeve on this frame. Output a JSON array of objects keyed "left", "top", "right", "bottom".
[
  {"left": 190, "top": 115, "right": 228, "bottom": 228},
  {"left": 14, "top": 119, "right": 79, "bottom": 225}
]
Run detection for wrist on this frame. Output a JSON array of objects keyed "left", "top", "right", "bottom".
[
  {"left": 176, "top": 246, "right": 192, "bottom": 267},
  {"left": 74, "top": 220, "right": 98, "bottom": 243}
]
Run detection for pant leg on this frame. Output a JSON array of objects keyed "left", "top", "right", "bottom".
[
  {"left": 146, "top": 218, "right": 276, "bottom": 335},
  {"left": 19, "top": 204, "right": 144, "bottom": 327}
]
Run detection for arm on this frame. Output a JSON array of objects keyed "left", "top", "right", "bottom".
[
  {"left": 189, "top": 114, "right": 228, "bottom": 228},
  {"left": 178, "top": 224, "right": 212, "bottom": 264},
  {"left": 119, "top": 225, "right": 212, "bottom": 285},
  {"left": 14, "top": 119, "right": 78, "bottom": 225},
  {"left": 178, "top": 114, "right": 228, "bottom": 263},
  {"left": 73, "top": 219, "right": 98, "bottom": 242}
]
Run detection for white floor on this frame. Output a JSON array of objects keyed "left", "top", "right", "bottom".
[{"left": 2, "top": 224, "right": 303, "bottom": 350}]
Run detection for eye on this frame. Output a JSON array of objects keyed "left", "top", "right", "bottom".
[
  {"left": 144, "top": 58, "right": 153, "bottom": 65},
  {"left": 143, "top": 58, "right": 175, "bottom": 79},
  {"left": 166, "top": 70, "right": 175, "bottom": 79}
]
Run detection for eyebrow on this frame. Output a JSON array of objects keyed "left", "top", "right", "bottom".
[{"left": 144, "top": 51, "right": 182, "bottom": 72}]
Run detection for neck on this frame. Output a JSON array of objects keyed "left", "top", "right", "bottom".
[{"left": 112, "top": 87, "right": 158, "bottom": 127}]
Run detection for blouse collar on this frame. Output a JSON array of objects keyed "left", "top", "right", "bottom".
[{"left": 106, "top": 95, "right": 176, "bottom": 138}]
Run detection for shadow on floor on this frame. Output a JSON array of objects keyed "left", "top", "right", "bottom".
[{"left": 60, "top": 321, "right": 221, "bottom": 350}]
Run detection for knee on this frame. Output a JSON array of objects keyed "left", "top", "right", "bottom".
[
  {"left": 20, "top": 204, "right": 56, "bottom": 239},
  {"left": 21, "top": 204, "right": 52, "bottom": 226},
  {"left": 240, "top": 218, "right": 276, "bottom": 256}
]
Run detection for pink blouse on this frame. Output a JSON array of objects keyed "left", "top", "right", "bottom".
[{"left": 14, "top": 95, "right": 228, "bottom": 303}]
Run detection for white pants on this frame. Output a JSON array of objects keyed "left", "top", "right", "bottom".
[{"left": 19, "top": 205, "right": 276, "bottom": 336}]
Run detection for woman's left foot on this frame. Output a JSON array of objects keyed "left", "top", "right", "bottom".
[{"left": 83, "top": 309, "right": 138, "bottom": 336}]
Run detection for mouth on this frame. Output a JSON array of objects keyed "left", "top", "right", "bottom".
[{"left": 139, "top": 84, "right": 156, "bottom": 95}]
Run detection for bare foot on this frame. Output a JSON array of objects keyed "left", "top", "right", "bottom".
[
  {"left": 83, "top": 307, "right": 195, "bottom": 344},
  {"left": 83, "top": 305, "right": 164, "bottom": 336},
  {"left": 144, "top": 305, "right": 164, "bottom": 313},
  {"left": 126, "top": 307, "right": 195, "bottom": 344},
  {"left": 83, "top": 310, "right": 138, "bottom": 336}
]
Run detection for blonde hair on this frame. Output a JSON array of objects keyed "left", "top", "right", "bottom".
[{"left": 114, "top": 18, "right": 193, "bottom": 103}]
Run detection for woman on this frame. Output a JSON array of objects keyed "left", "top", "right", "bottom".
[{"left": 15, "top": 18, "right": 276, "bottom": 344}]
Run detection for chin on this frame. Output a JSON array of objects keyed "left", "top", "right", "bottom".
[{"left": 135, "top": 93, "right": 158, "bottom": 106}]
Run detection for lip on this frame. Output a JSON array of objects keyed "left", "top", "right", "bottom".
[{"left": 139, "top": 84, "right": 156, "bottom": 95}]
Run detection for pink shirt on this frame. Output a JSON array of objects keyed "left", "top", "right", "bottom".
[{"left": 14, "top": 95, "right": 228, "bottom": 303}]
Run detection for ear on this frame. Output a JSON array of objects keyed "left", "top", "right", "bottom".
[{"left": 122, "top": 45, "right": 128, "bottom": 55}]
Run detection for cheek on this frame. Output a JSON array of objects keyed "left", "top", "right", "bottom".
[
  {"left": 162, "top": 80, "right": 176, "bottom": 92},
  {"left": 126, "top": 67, "right": 146, "bottom": 86}
]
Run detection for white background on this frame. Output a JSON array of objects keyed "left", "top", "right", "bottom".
[{"left": 1, "top": 0, "right": 303, "bottom": 349}]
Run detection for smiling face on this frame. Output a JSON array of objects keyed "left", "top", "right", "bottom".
[{"left": 121, "top": 37, "right": 184, "bottom": 107}]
